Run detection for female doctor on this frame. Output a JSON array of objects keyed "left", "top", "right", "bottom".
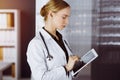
[{"left": 27, "top": 0, "right": 80, "bottom": 80}]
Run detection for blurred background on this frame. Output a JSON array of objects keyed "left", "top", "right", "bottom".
[{"left": 0, "top": 0, "right": 120, "bottom": 80}]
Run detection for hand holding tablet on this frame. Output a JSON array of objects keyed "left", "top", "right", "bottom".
[{"left": 72, "top": 49, "right": 98, "bottom": 76}]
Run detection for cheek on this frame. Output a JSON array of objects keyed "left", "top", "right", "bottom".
[{"left": 53, "top": 17, "right": 63, "bottom": 25}]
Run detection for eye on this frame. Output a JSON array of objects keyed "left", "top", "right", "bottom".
[{"left": 62, "top": 16, "right": 66, "bottom": 19}]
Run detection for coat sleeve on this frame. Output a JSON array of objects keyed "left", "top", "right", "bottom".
[{"left": 26, "top": 39, "right": 67, "bottom": 80}]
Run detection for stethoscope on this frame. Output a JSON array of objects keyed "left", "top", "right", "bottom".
[
  {"left": 39, "top": 32, "right": 53, "bottom": 61},
  {"left": 39, "top": 32, "right": 72, "bottom": 61}
]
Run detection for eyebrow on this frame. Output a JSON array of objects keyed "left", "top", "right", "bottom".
[{"left": 63, "top": 14, "right": 70, "bottom": 17}]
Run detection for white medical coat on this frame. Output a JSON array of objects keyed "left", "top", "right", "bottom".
[{"left": 27, "top": 28, "right": 73, "bottom": 80}]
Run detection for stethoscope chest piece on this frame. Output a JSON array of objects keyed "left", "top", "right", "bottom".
[{"left": 47, "top": 55, "right": 53, "bottom": 61}]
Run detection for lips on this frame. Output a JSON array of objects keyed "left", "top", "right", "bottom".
[{"left": 62, "top": 25, "right": 66, "bottom": 28}]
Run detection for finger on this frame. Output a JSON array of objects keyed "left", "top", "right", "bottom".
[
  {"left": 72, "top": 56, "right": 79, "bottom": 61},
  {"left": 72, "top": 55, "right": 79, "bottom": 59},
  {"left": 74, "top": 55, "right": 80, "bottom": 59}
]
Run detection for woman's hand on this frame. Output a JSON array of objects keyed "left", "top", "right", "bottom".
[{"left": 65, "top": 55, "right": 80, "bottom": 72}]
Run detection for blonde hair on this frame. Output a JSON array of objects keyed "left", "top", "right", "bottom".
[{"left": 40, "top": 0, "right": 70, "bottom": 21}]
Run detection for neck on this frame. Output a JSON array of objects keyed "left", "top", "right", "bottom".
[
  {"left": 44, "top": 20, "right": 59, "bottom": 40},
  {"left": 44, "top": 26, "right": 56, "bottom": 35},
  {"left": 44, "top": 23, "right": 59, "bottom": 39},
  {"left": 44, "top": 26, "right": 59, "bottom": 40}
]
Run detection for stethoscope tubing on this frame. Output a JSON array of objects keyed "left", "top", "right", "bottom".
[
  {"left": 39, "top": 32, "right": 53, "bottom": 61},
  {"left": 39, "top": 31, "right": 72, "bottom": 61}
]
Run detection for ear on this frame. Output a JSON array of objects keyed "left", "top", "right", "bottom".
[{"left": 48, "top": 10, "right": 54, "bottom": 17}]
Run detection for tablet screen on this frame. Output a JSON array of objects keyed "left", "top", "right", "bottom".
[{"left": 72, "top": 49, "right": 98, "bottom": 76}]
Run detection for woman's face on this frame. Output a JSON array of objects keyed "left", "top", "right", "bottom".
[{"left": 51, "top": 7, "right": 70, "bottom": 30}]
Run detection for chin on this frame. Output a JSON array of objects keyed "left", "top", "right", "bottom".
[
  {"left": 57, "top": 26, "right": 66, "bottom": 30},
  {"left": 58, "top": 27, "right": 65, "bottom": 30}
]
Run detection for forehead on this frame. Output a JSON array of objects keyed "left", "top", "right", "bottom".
[{"left": 56, "top": 7, "right": 70, "bottom": 16}]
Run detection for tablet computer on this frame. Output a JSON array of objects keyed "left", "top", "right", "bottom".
[{"left": 72, "top": 49, "right": 98, "bottom": 76}]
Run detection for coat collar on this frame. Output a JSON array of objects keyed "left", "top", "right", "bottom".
[
  {"left": 39, "top": 27, "right": 63, "bottom": 41},
  {"left": 40, "top": 28, "right": 53, "bottom": 41}
]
